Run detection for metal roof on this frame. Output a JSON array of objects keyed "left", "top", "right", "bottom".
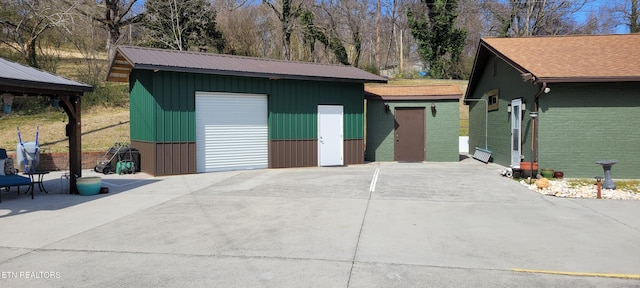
[
  {"left": 0, "top": 57, "right": 93, "bottom": 95},
  {"left": 365, "top": 85, "right": 462, "bottom": 100},
  {"left": 107, "top": 46, "right": 387, "bottom": 84},
  {"left": 465, "top": 34, "right": 640, "bottom": 99}
]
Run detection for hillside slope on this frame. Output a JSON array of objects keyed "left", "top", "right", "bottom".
[{"left": 0, "top": 106, "right": 129, "bottom": 153}]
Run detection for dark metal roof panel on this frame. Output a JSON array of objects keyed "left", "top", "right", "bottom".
[
  {"left": 115, "top": 46, "right": 387, "bottom": 83},
  {"left": 0, "top": 57, "right": 93, "bottom": 92}
]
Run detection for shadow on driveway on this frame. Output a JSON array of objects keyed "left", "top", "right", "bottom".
[{"left": 0, "top": 170, "right": 159, "bottom": 218}]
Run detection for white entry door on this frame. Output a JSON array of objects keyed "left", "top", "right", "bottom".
[
  {"left": 318, "top": 105, "right": 343, "bottom": 166},
  {"left": 510, "top": 99, "right": 522, "bottom": 168}
]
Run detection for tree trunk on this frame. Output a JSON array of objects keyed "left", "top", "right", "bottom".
[
  {"left": 283, "top": 26, "right": 291, "bottom": 60},
  {"left": 352, "top": 29, "right": 361, "bottom": 67},
  {"left": 631, "top": 0, "right": 639, "bottom": 33},
  {"left": 376, "top": 0, "right": 380, "bottom": 71},
  {"left": 27, "top": 38, "right": 39, "bottom": 68}
]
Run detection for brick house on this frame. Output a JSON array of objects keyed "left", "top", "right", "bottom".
[{"left": 464, "top": 34, "right": 640, "bottom": 178}]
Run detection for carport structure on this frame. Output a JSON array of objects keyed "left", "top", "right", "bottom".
[{"left": 0, "top": 57, "right": 93, "bottom": 194}]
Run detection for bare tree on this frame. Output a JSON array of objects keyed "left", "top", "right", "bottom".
[
  {"left": 337, "top": 0, "right": 370, "bottom": 67},
  {"left": 214, "top": 1, "right": 275, "bottom": 56},
  {"left": 481, "top": 0, "right": 590, "bottom": 37},
  {"left": 143, "top": 0, "right": 225, "bottom": 52},
  {"left": 63, "top": 13, "right": 108, "bottom": 85},
  {"left": 457, "top": 0, "right": 487, "bottom": 77},
  {"left": 632, "top": 0, "right": 640, "bottom": 32},
  {"left": 617, "top": 0, "right": 640, "bottom": 32},
  {"left": 64, "top": 0, "right": 144, "bottom": 59},
  {"left": 301, "top": 6, "right": 349, "bottom": 65},
  {"left": 262, "top": 0, "right": 304, "bottom": 60},
  {"left": 301, "top": 1, "right": 370, "bottom": 66},
  {"left": 0, "top": 0, "right": 77, "bottom": 68}
]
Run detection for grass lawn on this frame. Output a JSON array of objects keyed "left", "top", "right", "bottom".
[{"left": 0, "top": 106, "right": 129, "bottom": 153}]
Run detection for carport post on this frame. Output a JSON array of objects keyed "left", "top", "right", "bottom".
[{"left": 60, "top": 95, "right": 82, "bottom": 194}]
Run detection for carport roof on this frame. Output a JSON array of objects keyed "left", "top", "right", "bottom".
[
  {"left": 0, "top": 57, "right": 93, "bottom": 95},
  {"left": 365, "top": 85, "right": 462, "bottom": 100},
  {"left": 0, "top": 57, "right": 92, "bottom": 194},
  {"left": 107, "top": 46, "right": 387, "bottom": 84}
]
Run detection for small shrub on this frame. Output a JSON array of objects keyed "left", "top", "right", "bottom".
[
  {"left": 81, "top": 83, "right": 129, "bottom": 109},
  {"left": 11, "top": 95, "right": 51, "bottom": 115},
  {"left": 361, "top": 64, "right": 379, "bottom": 75}
]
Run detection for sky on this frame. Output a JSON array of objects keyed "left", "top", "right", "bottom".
[{"left": 575, "top": 0, "right": 630, "bottom": 34}]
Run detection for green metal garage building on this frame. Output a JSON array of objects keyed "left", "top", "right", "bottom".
[{"left": 107, "top": 46, "right": 386, "bottom": 176}]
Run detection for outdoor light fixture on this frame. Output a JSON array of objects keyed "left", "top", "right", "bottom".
[
  {"left": 507, "top": 103, "right": 512, "bottom": 113},
  {"left": 530, "top": 111, "right": 538, "bottom": 118},
  {"left": 544, "top": 87, "right": 551, "bottom": 94},
  {"left": 384, "top": 103, "right": 390, "bottom": 113},
  {"left": 431, "top": 102, "right": 437, "bottom": 113},
  {"left": 521, "top": 102, "right": 526, "bottom": 111},
  {"left": 521, "top": 73, "right": 534, "bottom": 82}
]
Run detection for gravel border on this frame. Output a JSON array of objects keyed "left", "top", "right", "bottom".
[{"left": 519, "top": 178, "right": 640, "bottom": 200}]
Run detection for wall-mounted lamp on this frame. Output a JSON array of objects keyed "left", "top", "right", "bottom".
[
  {"left": 530, "top": 111, "right": 538, "bottom": 118},
  {"left": 507, "top": 103, "right": 512, "bottom": 113},
  {"left": 544, "top": 87, "right": 551, "bottom": 94},
  {"left": 384, "top": 103, "right": 390, "bottom": 113},
  {"left": 521, "top": 102, "right": 526, "bottom": 111},
  {"left": 431, "top": 102, "right": 437, "bottom": 113}
]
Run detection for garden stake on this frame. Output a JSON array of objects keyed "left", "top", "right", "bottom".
[{"left": 595, "top": 176, "right": 602, "bottom": 199}]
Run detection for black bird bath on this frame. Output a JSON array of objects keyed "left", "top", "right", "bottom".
[{"left": 595, "top": 160, "right": 618, "bottom": 190}]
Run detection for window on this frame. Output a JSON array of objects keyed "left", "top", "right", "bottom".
[{"left": 487, "top": 89, "right": 499, "bottom": 111}]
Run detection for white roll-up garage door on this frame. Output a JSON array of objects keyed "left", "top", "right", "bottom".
[{"left": 195, "top": 92, "right": 268, "bottom": 172}]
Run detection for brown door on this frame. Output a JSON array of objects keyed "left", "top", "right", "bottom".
[{"left": 394, "top": 108, "right": 425, "bottom": 162}]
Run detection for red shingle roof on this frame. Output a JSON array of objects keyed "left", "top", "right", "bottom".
[
  {"left": 482, "top": 34, "right": 640, "bottom": 81},
  {"left": 107, "top": 46, "right": 387, "bottom": 84},
  {"left": 365, "top": 85, "right": 461, "bottom": 100}
]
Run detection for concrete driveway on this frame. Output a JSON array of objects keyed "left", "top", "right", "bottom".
[{"left": 1, "top": 158, "right": 639, "bottom": 287}]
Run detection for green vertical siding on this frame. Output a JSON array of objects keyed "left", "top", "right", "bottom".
[
  {"left": 468, "top": 55, "right": 537, "bottom": 166},
  {"left": 153, "top": 71, "right": 195, "bottom": 142},
  {"left": 366, "top": 99, "right": 459, "bottom": 162},
  {"left": 539, "top": 83, "right": 640, "bottom": 179},
  {"left": 268, "top": 80, "right": 364, "bottom": 140},
  {"left": 129, "top": 70, "right": 156, "bottom": 142},
  {"left": 129, "top": 70, "right": 364, "bottom": 143}
]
